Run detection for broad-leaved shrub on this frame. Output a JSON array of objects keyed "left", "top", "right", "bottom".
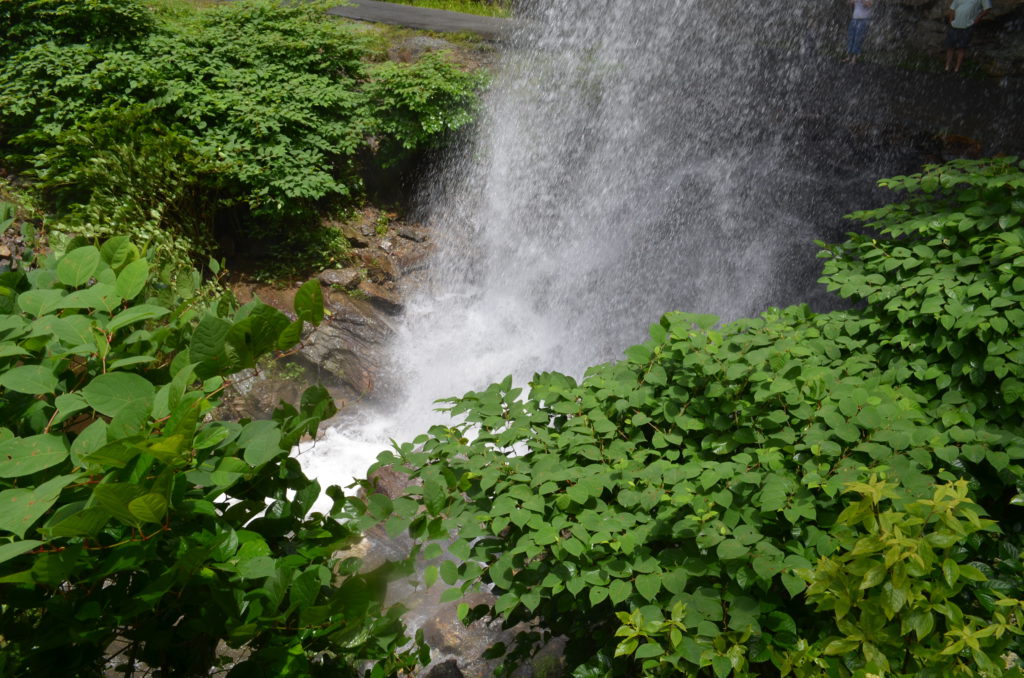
[{"left": 362, "top": 158, "right": 1024, "bottom": 678}]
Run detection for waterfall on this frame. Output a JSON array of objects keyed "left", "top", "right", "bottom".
[{"left": 300, "top": 0, "right": 920, "bottom": 489}]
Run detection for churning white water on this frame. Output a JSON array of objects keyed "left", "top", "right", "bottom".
[{"left": 299, "top": 0, "right": 918, "bottom": 490}]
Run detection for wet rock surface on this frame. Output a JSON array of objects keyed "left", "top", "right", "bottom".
[{"left": 224, "top": 209, "right": 433, "bottom": 418}]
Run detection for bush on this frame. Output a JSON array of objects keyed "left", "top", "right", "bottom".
[
  {"left": 0, "top": 0, "right": 483, "bottom": 268},
  {"left": 0, "top": 239, "right": 418, "bottom": 676},
  {"left": 362, "top": 158, "right": 1024, "bottom": 678}
]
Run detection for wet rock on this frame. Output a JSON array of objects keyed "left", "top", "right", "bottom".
[
  {"left": 297, "top": 292, "right": 396, "bottom": 400},
  {"left": 365, "top": 464, "right": 419, "bottom": 500},
  {"left": 423, "top": 660, "right": 464, "bottom": 678},
  {"left": 358, "top": 280, "right": 404, "bottom": 315},
  {"left": 319, "top": 267, "right": 361, "bottom": 289},
  {"left": 354, "top": 248, "right": 400, "bottom": 283},
  {"left": 217, "top": 365, "right": 309, "bottom": 420},
  {"left": 392, "top": 238, "right": 433, "bottom": 276},
  {"left": 419, "top": 590, "right": 565, "bottom": 678},
  {"left": 394, "top": 223, "right": 431, "bottom": 243}
]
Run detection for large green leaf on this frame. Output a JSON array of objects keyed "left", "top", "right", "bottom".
[
  {"left": 82, "top": 372, "right": 155, "bottom": 418},
  {"left": 100, "top": 236, "right": 140, "bottom": 271},
  {"left": 0, "top": 364, "right": 58, "bottom": 394},
  {"left": 189, "top": 314, "right": 232, "bottom": 378},
  {"left": 115, "top": 259, "right": 150, "bottom": 300},
  {"left": 293, "top": 280, "right": 324, "bottom": 326},
  {"left": 15, "top": 289, "right": 65, "bottom": 317},
  {"left": 0, "top": 474, "right": 79, "bottom": 538},
  {"left": 0, "top": 539, "right": 43, "bottom": 565},
  {"left": 59, "top": 283, "right": 123, "bottom": 313},
  {"left": 56, "top": 245, "right": 101, "bottom": 287},
  {"left": 0, "top": 435, "right": 69, "bottom": 478},
  {"left": 93, "top": 483, "right": 145, "bottom": 526},
  {"left": 107, "top": 304, "right": 169, "bottom": 332},
  {"left": 129, "top": 493, "right": 168, "bottom": 525}
]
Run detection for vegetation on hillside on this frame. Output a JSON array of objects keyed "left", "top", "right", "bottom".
[
  {"left": 363, "top": 157, "right": 1024, "bottom": 678},
  {"left": 0, "top": 0, "right": 484, "bottom": 274}
]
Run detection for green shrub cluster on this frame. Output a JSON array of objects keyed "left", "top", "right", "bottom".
[
  {"left": 363, "top": 157, "right": 1024, "bottom": 677},
  {"left": 0, "top": 239, "right": 420, "bottom": 676},
  {"left": 0, "top": 0, "right": 484, "bottom": 269}
]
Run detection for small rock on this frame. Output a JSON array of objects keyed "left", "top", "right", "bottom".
[
  {"left": 354, "top": 249, "right": 400, "bottom": 283},
  {"left": 0, "top": 245, "right": 10, "bottom": 257},
  {"left": 394, "top": 224, "right": 431, "bottom": 243},
  {"left": 357, "top": 280, "right": 404, "bottom": 315},
  {"left": 318, "top": 268, "right": 361, "bottom": 289}
]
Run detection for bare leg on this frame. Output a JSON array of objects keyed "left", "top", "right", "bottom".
[
  {"left": 955, "top": 48, "right": 966, "bottom": 72},
  {"left": 945, "top": 48, "right": 954, "bottom": 71}
]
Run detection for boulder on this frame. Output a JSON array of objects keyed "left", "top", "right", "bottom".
[
  {"left": 297, "top": 292, "right": 395, "bottom": 400},
  {"left": 318, "top": 267, "right": 361, "bottom": 289},
  {"left": 358, "top": 280, "right": 405, "bottom": 315}
]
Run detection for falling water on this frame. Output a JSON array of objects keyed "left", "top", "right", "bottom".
[{"left": 300, "top": 0, "right": 924, "bottom": 489}]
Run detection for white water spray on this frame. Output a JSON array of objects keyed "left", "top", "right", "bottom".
[{"left": 300, "top": 0, "right": 916, "bottom": 489}]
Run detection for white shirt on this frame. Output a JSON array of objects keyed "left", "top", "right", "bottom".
[
  {"left": 853, "top": 0, "right": 874, "bottom": 20},
  {"left": 949, "top": 0, "right": 992, "bottom": 29}
]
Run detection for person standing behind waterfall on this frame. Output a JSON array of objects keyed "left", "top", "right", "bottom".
[
  {"left": 843, "top": 0, "right": 874, "bottom": 64},
  {"left": 944, "top": 0, "right": 991, "bottom": 73}
]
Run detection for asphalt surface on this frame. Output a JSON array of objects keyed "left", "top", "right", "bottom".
[{"left": 326, "top": 0, "right": 510, "bottom": 39}]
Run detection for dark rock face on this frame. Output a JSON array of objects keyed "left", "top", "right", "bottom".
[{"left": 299, "top": 291, "right": 396, "bottom": 401}]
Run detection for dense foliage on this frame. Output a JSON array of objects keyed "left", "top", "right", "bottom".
[
  {"left": 0, "top": 238, "right": 418, "bottom": 676},
  {"left": 0, "top": 0, "right": 483, "bottom": 268},
  {"left": 365, "top": 157, "right": 1024, "bottom": 677}
]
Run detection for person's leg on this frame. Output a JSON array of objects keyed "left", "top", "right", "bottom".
[
  {"left": 853, "top": 19, "right": 870, "bottom": 61},
  {"left": 845, "top": 20, "right": 857, "bottom": 60},
  {"left": 946, "top": 48, "right": 954, "bottom": 71},
  {"left": 955, "top": 47, "right": 967, "bottom": 71}
]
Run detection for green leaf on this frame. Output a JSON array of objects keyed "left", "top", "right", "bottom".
[
  {"left": 440, "top": 559, "right": 459, "bottom": 586},
  {"left": 59, "top": 283, "right": 122, "bottom": 312},
  {"left": 57, "top": 246, "right": 101, "bottom": 287},
  {"left": 128, "top": 493, "right": 168, "bottom": 524},
  {"left": 0, "top": 474, "right": 78, "bottom": 538},
  {"left": 93, "top": 483, "right": 145, "bottom": 526},
  {"left": 277, "top": 320, "right": 303, "bottom": 351},
  {"left": 635, "top": 573, "right": 662, "bottom": 601},
  {"left": 100, "top": 236, "right": 139, "bottom": 271},
  {"left": 635, "top": 642, "right": 664, "bottom": 660},
  {"left": 82, "top": 372, "right": 155, "bottom": 418},
  {"left": 190, "top": 314, "right": 232, "bottom": 378},
  {"left": 107, "top": 304, "right": 169, "bottom": 332},
  {"left": 239, "top": 420, "right": 283, "bottom": 468},
  {"left": 294, "top": 280, "right": 324, "bottom": 326},
  {"left": 609, "top": 578, "right": 631, "bottom": 604},
  {"left": 0, "top": 435, "right": 69, "bottom": 478},
  {"left": 0, "top": 365, "right": 58, "bottom": 394},
  {"left": 717, "top": 539, "right": 748, "bottom": 560},
  {"left": 1003, "top": 377, "right": 1024, "bottom": 404},
  {"left": 17, "top": 289, "right": 65, "bottom": 316},
  {"left": 238, "top": 555, "right": 277, "bottom": 580},
  {"left": 860, "top": 563, "right": 887, "bottom": 590},
  {"left": 115, "top": 259, "right": 149, "bottom": 300},
  {"left": 711, "top": 655, "right": 732, "bottom": 678},
  {"left": 0, "top": 539, "right": 43, "bottom": 565}
]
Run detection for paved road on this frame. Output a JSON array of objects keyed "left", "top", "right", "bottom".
[{"left": 327, "top": 0, "right": 510, "bottom": 39}]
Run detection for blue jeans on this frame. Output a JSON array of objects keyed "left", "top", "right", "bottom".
[{"left": 847, "top": 18, "right": 870, "bottom": 55}]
